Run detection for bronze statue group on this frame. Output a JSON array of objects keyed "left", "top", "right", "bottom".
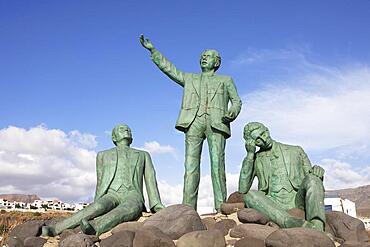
[{"left": 41, "top": 35, "right": 326, "bottom": 237}]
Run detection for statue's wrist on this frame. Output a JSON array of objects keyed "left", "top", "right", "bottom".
[{"left": 246, "top": 153, "right": 255, "bottom": 160}]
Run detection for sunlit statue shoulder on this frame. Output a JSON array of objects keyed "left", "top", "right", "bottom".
[
  {"left": 42, "top": 124, "right": 164, "bottom": 236},
  {"left": 140, "top": 35, "right": 242, "bottom": 212},
  {"left": 238, "top": 122, "right": 326, "bottom": 231}
]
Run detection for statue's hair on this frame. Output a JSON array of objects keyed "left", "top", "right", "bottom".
[
  {"left": 112, "top": 124, "right": 132, "bottom": 145},
  {"left": 202, "top": 49, "right": 221, "bottom": 71},
  {"left": 243, "top": 122, "right": 268, "bottom": 140}
]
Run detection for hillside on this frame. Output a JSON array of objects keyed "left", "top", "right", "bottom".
[
  {"left": 0, "top": 194, "right": 41, "bottom": 203},
  {"left": 327, "top": 184, "right": 370, "bottom": 217}
]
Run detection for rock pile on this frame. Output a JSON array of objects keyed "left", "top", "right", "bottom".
[{"left": 4, "top": 201, "right": 370, "bottom": 247}]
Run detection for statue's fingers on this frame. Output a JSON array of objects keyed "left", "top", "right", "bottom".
[
  {"left": 313, "top": 166, "right": 319, "bottom": 176},
  {"left": 319, "top": 168, "right": 325, "bottom": 178},
  {"left": 312, "top": 166, "right": 316, "bottom": 173}
]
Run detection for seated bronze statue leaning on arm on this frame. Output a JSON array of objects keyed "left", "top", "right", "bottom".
[
  {"left": 238, "top": 122, "right": 326, "bottom": 231},
  {"left": 42, "top": 124, "right": 165, "bottom": 237}
]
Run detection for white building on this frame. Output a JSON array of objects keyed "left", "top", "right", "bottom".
[
  {"left": 30, "top": 200, "right": 44, "bottom": 209},
  {"left": 324, "top": 195, "right": 357, "bottom": 218},
  {"left": 1, "top": 197, "right": 89, "bottom": 212},
  {"left": 359, "top": 217, "right": 370, "bottom": 230},
  {"left": 0, "top": 198, "right": 11, "bottom": 209},
  {"left": 74, "top": 202, "right": 88, "bottom": 211}
]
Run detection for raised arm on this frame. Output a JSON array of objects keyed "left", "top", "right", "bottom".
[
  {"left": 140, "top": 34, "right": 186, "bottom": 87},
  {"left": 238, "top": 138, "right": 256, "bottom": 193},
  {"left": 222, "top": 77, "right": 242, "bottom": 123}
]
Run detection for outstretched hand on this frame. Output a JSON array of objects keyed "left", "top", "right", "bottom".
[{"left": 140, "top": 34, "right": 154, "bottom": 51}]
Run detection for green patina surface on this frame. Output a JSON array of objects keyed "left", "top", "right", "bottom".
[
  {"left": 42, "top": 124, "right": 164, "bottom": 236},
  {"left": 239, "top": 122, "right": 326, "bottom": 231},
  {"left": 140, "top": 35, "right": 242, "bottom": 211}
]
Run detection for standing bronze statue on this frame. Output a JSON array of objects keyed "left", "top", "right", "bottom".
[
  {"left": 239, "top": 122, "right": 326, "bottom": 231},
  {"left": 140, "top": 35, "right": 242, "bottom": 211},
  {"left": 42, "top": 124, "right": 164, "bottom": 236}
]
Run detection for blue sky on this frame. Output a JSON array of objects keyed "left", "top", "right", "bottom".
[{"left": 1, "top": 1, "right": 370, "bottom": 211}]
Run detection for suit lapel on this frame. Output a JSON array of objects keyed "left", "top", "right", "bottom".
[
  {"left": 278, "top": 143, "right": 291, "bottom": 177},
  {"left": 258, "top": 152, "right": 270, "bottom": 186},
  {"left": 210, "top": 80, "right": 222, "bottom": 102},
  {"left": 128, "top": 149, "right": 140, "bottom": 180},
  {"left": 101, "top": 148, "right": 117, "bottom": 193},
  {"left": 191, "top": 74, "right": 201, "bottom": 97}
]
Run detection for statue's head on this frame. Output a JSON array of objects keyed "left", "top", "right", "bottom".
[
  {"left": 200, "top": 49, "right": 221, "bottom": 72},
  {"left": 244, "top": 122, "right": 273, "bottom": 150},
  {"left": 112, "top": 124, "right": 133, "bottom": 146}
]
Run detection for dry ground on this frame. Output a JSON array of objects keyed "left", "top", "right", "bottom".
[{"left": 0, "top": 210, "right": 71, "bottom": 246}]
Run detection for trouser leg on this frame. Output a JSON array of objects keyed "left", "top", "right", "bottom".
[
  {"left": 91, "top": 197, "right": 143, "bottom": 235},
  {"left": 295, "top": 174, "right": 326, "bottom": 230},
  {"left": 206, "top": 129, "right": 227, "bottom": 210},
  {"left": 53, "top": 194, "right": 118, "bottom": 235},
  {"left": 182, "top": 117, "right": 205, "bottom": 210},
  {"left": 244, "top": 191, "right": 305, "bottom": 228}
]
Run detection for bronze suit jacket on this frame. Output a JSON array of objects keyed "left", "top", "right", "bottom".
[
  {"left": 151, "top": 49, "right": 242, "bottom": 138},
  {"left": 239, "top": 141, "right": 312, "bottom": 194},
  {"left": 94, "top": 147, "right": 162, "bottom": 210}
]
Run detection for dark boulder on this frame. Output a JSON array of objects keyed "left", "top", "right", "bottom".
[
  {"left": 4, "top": 237, "right": 23, "bottom": 247},
  {"left": 265, "top": 227, "right": 335, "bottom": 247},
  {"left": 325, "top": 211, "right": 369, "bottom": 244},
  {"left": 220, "top": 202, "right": 245, "bottom": 215},
  {"left": 212, "top": 219, "right": 237, "bottom": 236},
  {"left": 100, "top": 230, "right": 135, "bottom": 247},
  {"left": 111, "top": 221, "right": 143, "bottom": 234},
  {"left": 176, "top": 229, "right": 226, "bottom": 247},
  {"left": 235, "top": 237, "right": 265, "bottom": 247},
  {"left": 8, "top": 220, "right": 45, "bottom": 243},
  {"left": 237, "top": 208, "right": 269, "bottom": 225},
  {"left": 201, "top": 217, "right": 217, "bottom": 230},
  {"left": 132, "top": 226, "right": 175, "bottom": 247},
  {"left": 230, "top": 223, "right": 276, "bottom": 241},
  {"left": 227, "top": 192, "right": 245, "bottom": 203},
  {"left": 142, "top": 204, "right": 205, "bottom": 240},
  {"left": 58, "top": 233, "right": 95, "bottom": 247},
  {"left": 23, "top": 236, "right": 47, "bottom": 247}
]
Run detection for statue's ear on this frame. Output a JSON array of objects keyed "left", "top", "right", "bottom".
[
  {"left": 112, "top": 133, "right": 117, "bottom": 143},
  {"left": 214, "top": 59, "right": 220, "bottom": 68}
]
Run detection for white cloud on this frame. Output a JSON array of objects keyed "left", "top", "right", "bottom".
[
  {"left": 235, "top": 66, "right": 370, "bottom": 152},
  {"left": 320, "top": 158, "right": 370, "bottom": 190},
  {"left": 232, "top": 47, "right": 308, "bottom": 65},
  {"left": 153, "top": 173, "right": 257, "bottom": 214},
  {"left": 69, "top": 130, "right": 97, "bottom": 149},
  {"left": 228, "top": 47, "right": 370, "bottom": 191},
  {"left": 0, "top": 125, "right": 97, "bottom": 203},
  {"left": 136, "top": 141, "right": 177, "bottom": 155}
]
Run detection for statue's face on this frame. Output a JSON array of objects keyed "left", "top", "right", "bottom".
[
  {"left": 113, "top": 125, "right": 132, "bottom": 143},
  {"left": 250, "top": 127, "right": 273, "bottom": 150},
  {"left": 200, "top": 50, "right": 218, "bottom": 72}
]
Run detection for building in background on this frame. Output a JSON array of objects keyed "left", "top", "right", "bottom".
[
  {"left": 325, "top": 193, "right": 357, "bottom": 218},
  {"left": 0, "top": 197, "right": 89, "bottom": 212}
]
